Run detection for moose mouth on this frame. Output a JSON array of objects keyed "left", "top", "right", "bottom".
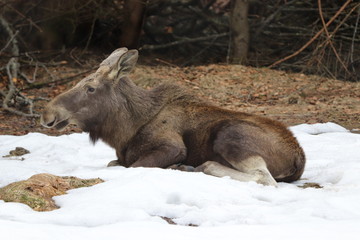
[{"left": 43, "top": 117, "right": 70, "bottom": 131}]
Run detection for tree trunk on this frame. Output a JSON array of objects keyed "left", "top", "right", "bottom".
[
  {"left": 229, "top": 0, "right": 249, "bottom": 64},
  {"left": 120, "top": 0, "right": 147, "bottom": 49}
]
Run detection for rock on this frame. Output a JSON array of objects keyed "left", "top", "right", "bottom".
[
  {"left": 298, "top": 182, "right": 323, "bottom": 189},
  {"left": 0, "top": 173, "right": 104, "bottom": 211},
  {"left": 2, "top": 147, "right": 30, "bottom": 160}
]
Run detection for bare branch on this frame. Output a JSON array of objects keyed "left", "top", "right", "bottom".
[
  {"left": 269, "top": 0, "right": 353, "bottom": 68},
  {"left": 318, "top": 0, "right": 350, "bottom": 74},
  {"left": 1, "top": 1, "right": 43, "bottom": 33},
  {"left": 0, "top": 30, "right": 19, "bottom": 55},
  {"left": 2, "top": 105, "right": 40, "bottom": 118},
  {"left": 0, "top": 14, "right": 40, "bottom": 118},
  {"left": 141, "top": 33, "right": 229, "bottom": 50},
  {"left": 350, "top": 4, "right": 360, "bottom": 65},
  {"left": 23, "top": 67, "right": 97, "bottom": 90},
  {"left": 254, "top": 0, "right": 297, "bottom": 38}
]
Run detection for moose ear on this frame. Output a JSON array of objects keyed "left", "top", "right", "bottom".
[
  {"left": 100, "top": 48, "right": 129, "bottom": 67},
  {"left": 107, "top": 49, "right": 138, "bottom": 80},
  {"left": 116, "top": 49, "right": 138, "bottom": 77}
]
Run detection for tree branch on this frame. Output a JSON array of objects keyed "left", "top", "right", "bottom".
[
  {"left": 0, "top": 14, "right": 39, "bottom": 118},
  {"left": 350, "top": 4, "right": 360, "bottom": 65},
  {"left": 269, "top": 0, "right": 353, "bottom": 68},
  {"left": 318, "top": 0, "right": 350, "bottom": 74},
  {"left": 141, "top": 32, "right": 229, "bottom": 50},
  {"left": 22, "top": 67, "right": 97, "bottom": 90}
]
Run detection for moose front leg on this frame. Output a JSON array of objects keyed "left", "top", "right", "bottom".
[
  {"left": 107, "top": 160, "right": 123, "bottom": 167},
  {"left": 129, "top": 144, "right": 187, "bottom": 168},
  {"left": 167, "top": 163, "right": 195, "bottom": 172},
  {"left": 107, "top": 149, "right": 128, "bottom": 167}
]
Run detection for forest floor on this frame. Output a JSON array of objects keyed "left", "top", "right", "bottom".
[{"left": 1, "top": 59, "right": 359, "bottom": 136}]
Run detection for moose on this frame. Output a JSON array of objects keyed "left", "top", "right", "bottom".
[{"left": 41, "top": 48, "right": 305, "bottom": 186}]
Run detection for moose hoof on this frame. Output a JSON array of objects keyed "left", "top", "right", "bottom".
[
  {"left": 252, "top": 170, "right": 278, "bottom": 187},
  {"left": 107, "top": 160, "right": 121, "bottom": 167},
  {"left": 194, "top": 161, "right": 218, "bottom": 173},
  {"left": 167, "top": 164, "right": 195, "bottom": 172},
  {"left": 257, "top": 178, "right": 278, "bottom": 187}
]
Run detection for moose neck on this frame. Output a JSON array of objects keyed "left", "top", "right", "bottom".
[
  {"left": 118, "top": 77, "right": 160, "bottom": 121},
  {"left": 90, "top": 77, "right": 162, "bottom": 150}
]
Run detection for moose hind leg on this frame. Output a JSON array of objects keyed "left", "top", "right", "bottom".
[
  {"left": 195, "top": 161, "right": 251, "bottom": 181},
  {"left": 195, "top": 161, "right": 276, "bottom": 186},
  {"left": 231, "top": 156, "right": 277, "bottom": 186},
  {"left": 212, "top": 128, "right": 277, "bottom": 186}
]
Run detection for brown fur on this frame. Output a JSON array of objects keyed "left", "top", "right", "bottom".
[{"left": 41, "top": 48, "right": 305, "bottom": 184}]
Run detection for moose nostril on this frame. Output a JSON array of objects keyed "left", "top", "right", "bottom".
[{"left": 46, "top": 118, "right": 57, "bottom": 127}]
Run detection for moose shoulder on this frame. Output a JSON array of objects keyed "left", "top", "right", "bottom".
[{"left": 41, "top": 48, "right": 305, "bottom": 186}]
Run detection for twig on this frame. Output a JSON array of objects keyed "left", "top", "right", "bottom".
[
  {"left": 2, "top": 105, "right": 40, "bottom": 117},
  {"left": 39, "top": 62, "right": 56, "bottom": 81},
  {"left": 1, "top": 1, "right": 43, "bottom": 33},
  {"left": 269, "top": 0, "right": 353, "bottom": 68},
  {"left": 83, "top": 15, "right": 97, "bottom": 53},
  {"left": 188, "top": 5, "right": 228, "bottom": 27},
  {"left": 318, "top": 3, "right": 360, "bottom": 48},
  {"left": 0, "top": 14, "right": 39, "bottom": 118},
  {"left": 141, "top": 33, "right": 229, "bottom": 50},
  {"left": 32, "top": 61, "right": 39, "bottom": 83},
  {"left": 1, "top": 15, "right": 19, "bottom": 111},
  {"left": 318, "top": 0, "right": 351, "bottom": 74},
  {"left": 83, "top": 0, "right": 105, "bottom": 53},
  {"left": 70, "top": 48, "right": 84, "bottom": 66},
  {"left": 155, "top": 58, "right": 178, "bottom": 67},
  {"left": 181, "top": 37, "right": 218, "bottom": 66},
  {"left": 254, "top": 0, "right": 297, "bottom": 37},
  {"left": 350, "top": 5, "right": 360, "bottom": 66},
  {"left": 19, "top": 71, "right": 31, "bottom": 83},
  {"left": 22, "top": 67, "right": 97, "bottom": 90},
  {"left": 0, "top": 30, "right": 19, "bottom": 55}
]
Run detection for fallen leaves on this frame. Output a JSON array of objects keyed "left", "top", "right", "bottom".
[{"left": 1, "top": 63, "right": 359, "bottom": 136}]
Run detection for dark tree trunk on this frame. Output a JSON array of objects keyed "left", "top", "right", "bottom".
[
  {"left": 120, "top": 0, "right": 147, "bottom": 49},
  {"left": 229, "top": 0, "right": 249, "bottom": 64}
]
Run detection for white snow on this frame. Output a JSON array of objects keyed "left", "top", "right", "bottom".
[{"left": 0, "top": 122, "right": 360, "bottom": 240}]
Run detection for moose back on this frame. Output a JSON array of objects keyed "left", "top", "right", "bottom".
[{"left": 41, "top": 48, "right": 305, "bottom": 186}]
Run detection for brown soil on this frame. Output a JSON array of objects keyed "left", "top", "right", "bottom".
[{"left": 1, "top": 63, "right": 359, "bottom": 136}]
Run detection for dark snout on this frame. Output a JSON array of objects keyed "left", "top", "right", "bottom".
[
  {"left": 41, "top": 103, "right": 71, "bottom": 131},
  {"left": 40, "top": 110, "right": 56, "bottom": 128}
]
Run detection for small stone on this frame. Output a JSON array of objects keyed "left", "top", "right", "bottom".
[
  {"left": 10, "top": 147, "right": 30, "bottom": 156},
  {"left": 298, "top": 182, "right": 323, "bottom": 189},
  {"left": 3, "top": 147, "right": 30, "bottom": 158}
]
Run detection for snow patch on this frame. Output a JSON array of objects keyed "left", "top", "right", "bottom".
[{"left": 1, "top": 122, "right": 360, "bottom": 239}]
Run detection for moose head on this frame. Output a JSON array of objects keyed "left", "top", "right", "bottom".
[{"left": 41, "top": 48, "right": 139, "bottom": 133}]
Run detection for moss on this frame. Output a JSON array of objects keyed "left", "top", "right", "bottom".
[
  {"left": 19, "top": 194, "right": 51, "bottom": 211},
  {"left": 0, "top": 174, "right": 104, "bottom": 211},
  {"left": 63, "top": 176, "right": 104, "bottom": 188}
]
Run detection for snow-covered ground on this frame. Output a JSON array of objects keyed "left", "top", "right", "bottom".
[{"left": 0, "top": 122, "right": 359, "bottom": 240}]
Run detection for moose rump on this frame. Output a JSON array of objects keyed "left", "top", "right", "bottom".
[{"left": 41, "top": 48, "right": 305, "bottom": 186}]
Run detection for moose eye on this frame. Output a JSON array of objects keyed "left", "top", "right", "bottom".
[{"left": 87, "top": 87, "right": 95, "bottom": 93}]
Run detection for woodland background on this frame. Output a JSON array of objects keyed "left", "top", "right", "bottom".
[{"left": 0, "top": 0, "right": 359, "bottom": 135}]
